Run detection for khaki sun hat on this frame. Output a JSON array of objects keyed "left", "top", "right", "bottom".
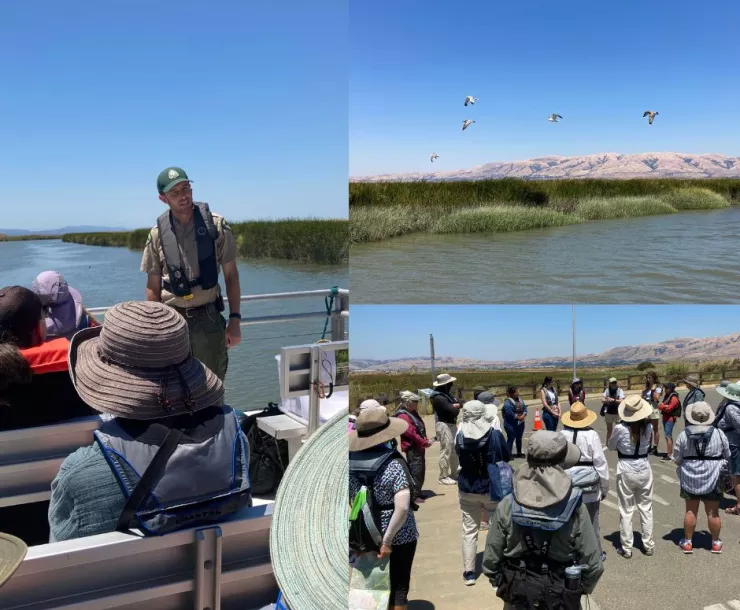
[
  {"left": 514, "top": 431, "right": 581, "bottom": 509},
  {"left": 433, "top": 373, "right": 457, "bottom": 387},
  {"left": 0, "top": 532, "right": 27, "bottom": 588},
  {"left": 685, "top": 401, "right": 716, "bottom": 426},
  {"left": 608, "top": 377, "right": 618, "bottom": 384},
  {"left": 459, "top": 400, "right": 491, "bottom": 440},
  {"left": 561, "top": 402, "right": 597, "bottom": 429},
  {"left": 683, "top": 374, "right": 700, "bottom": 387},
  {"left": 618, "top": 394, "right": 653, "bottom": 423},
  {"left": 68, "top": 301, "right": 224, "bottom": 419},
  {"left": 716, "top": 381, "right": 740, "bottom": 403},
  {"left": 349, "top": 409, "right": 408, "bottom": 452}
]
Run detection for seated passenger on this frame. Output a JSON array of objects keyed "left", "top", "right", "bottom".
[
  {"left": 49, "top": 300, "right": 252, "bottom": 542},
  {"left": 0, "top": 285, "right": 95, "bottom": 432},
  {"left": 31, "top": 271, "right": 100, "bottom": 339}
]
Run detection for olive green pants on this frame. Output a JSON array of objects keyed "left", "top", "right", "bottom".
[{"left": 185, "top": 309, "right": 229, "bottom": 381}]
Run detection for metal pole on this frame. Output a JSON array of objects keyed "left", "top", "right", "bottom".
[
  {"left": 572, "top": 304, "right": 576, "bottom": 381},
  {"left": 430, "top": 333, "right": 436, "bottom": 383},
  {"left": 307, "top": 345, "right": 321, "bottom": 436}
]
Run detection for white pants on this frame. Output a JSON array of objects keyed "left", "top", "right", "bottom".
[
  {"left": 616, "top": 468, "right": 654, "bottom": 552},
  {"left": 435, "top": 422, "right": 459, "bottom": 480},
  {"left": 459, "top": 491, "right": 499, "bottom": 573}
]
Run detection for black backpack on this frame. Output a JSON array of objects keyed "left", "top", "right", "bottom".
[{"left": 239, "top": 403, "right": 290, "bottom": 495}]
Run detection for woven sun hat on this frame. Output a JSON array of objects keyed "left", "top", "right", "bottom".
[
  {"left": 349, "top": 409, "right": 408, "bottom": 452},
  {"left": 618, "top": 394, "right": 653, "bottom": 423},
  {"left": 0, "top": 532, "right": 27, "bottom": 588},
  {"left": 561, "top": 402, "right": 597, "bottom": 429},
  {"left": 433, "top": 372, "right": 457, "bottom": 387},
  {"left": 270, "top": 409, "right": 347, "bottom": 610},
  {"left": 685, "top": 401, "right": 716, "bottom": 426},
  {"left": 68, "top": 301, "right": 224, "bottom": 419}
]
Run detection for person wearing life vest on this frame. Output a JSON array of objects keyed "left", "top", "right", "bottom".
[
  {"left": 395, "top": 391, "right": 433, "bottom": 503},
  {"left": 561, "top": 402, "right": 610, "bottom": 563},
  {"left": 482, "top": 431, "right": 604, "bottom": 609},
  {"left": 349, "top": 409, "right": 419, "bottom": 610},
  {"left": 568, "top": 378, "right": 585, "bottom": 407},
  {"left": 642, "top": 371, "right": 663, "bottom": 456},
  {"left": 539, "top": 376, "right": 561, "bottom": 431},
  {"left": 672, "top": 402, "right": 731, "bottom": 554},
  {"left": 430, "top": 373, "right": 462, "bottom": 486},
  {"left": 607, "top": 394, "right": 655, "bottom": 558},
  {"left": 601, "top": 377, "right": 624, "bottom": 443},
  {"left": 48, "top": 301, "right": 252, "bottom": 542},
  {"left": 501, "top": 386, "right": 527, "bottom": 457},
  {"left": 30, "top": 271, "right": 99, "bottom": 340},
  {"left": 658, "top": 382, "right": 681, "bottom": 461},
  {"left": 681, "top": 374, "right": 706, "bottom": 422},
  {"left": 140, "top": 167, "right": 242, "bottom": 382},
  {"left": 455, "top": 400, "right": 511, "bottom": 587},
  {"left": 714, "top": 382, "right": 740, "bottom": 516}
]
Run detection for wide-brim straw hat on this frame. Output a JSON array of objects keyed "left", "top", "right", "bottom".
[
  {"left": 348, "top": 408, "right": 408, "bottom": 452},
  {"left": 686, "top": 401, "right": 716, "bottom": 426},
  {"left": 270, "top": 409, "right": 346, "bottom": 610},
  {"left": 618, "top": 394, "right": 653, "bottom": 423},
  {"left": 716, "top": 382, "right": 740, "bottom": 403},
  {"left": 0, "top": 532, "right": 27, "bottom": 588},
  {"left": 561, "top": 402, "right": 597, "bottom": 429},
  {"left": 433, "top": 373, "right": 457, "bottom": 387},
  {"left": 514, "top": 431, "right": 581, "bottom": 509},
  {"left": 68, "top": 301, "right": 224, "bottom": 419}
]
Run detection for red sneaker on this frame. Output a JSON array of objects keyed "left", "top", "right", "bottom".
[
  {"left": 678, "top": 539, "right": 693, "bottom": 554},
  {"left": 712, "top": 540, "right": 723, "bottom": 554}
]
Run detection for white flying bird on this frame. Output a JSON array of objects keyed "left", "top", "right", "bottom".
[
  {"left": 643, "top": 110, "right": 659, "bottom": 125},
  {"left": 430, "top": 152, "right": 439, "bottom": 162},
  {"left": 547, "top": 113, "right": 563, "bottom": 122},
  {"left": 462, "top": 119, "right": 476, "bottom": 131},
  {"left": 464, "top": 96, "right": 478, "bottom": 106}
]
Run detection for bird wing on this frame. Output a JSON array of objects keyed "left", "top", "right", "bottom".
[
  {"left": 556, "top": 114, "right": 562, "bottom": 119},
  {"left": 643, "top": 111, "right": 650, "bottom": 117}
]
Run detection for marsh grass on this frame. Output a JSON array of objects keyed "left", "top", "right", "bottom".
[
  {"left": 663, "top": 187, "right": 730, "bottom": 210},
  {"left": 574, "top": 196, "right": 676, "bottom": 220},
  {"left": 0, "top": 234, "right": 61, "bottom": 242},
  {"left": 434, "top": 205, "right": 580, "bottom": 234},
  {"left": 63, "top": 220, "right": 348, "bottom": 265}
]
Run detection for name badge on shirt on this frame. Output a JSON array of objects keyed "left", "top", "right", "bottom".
[{"left": 183, "top": 293, "right": 194, "bottom": 300}]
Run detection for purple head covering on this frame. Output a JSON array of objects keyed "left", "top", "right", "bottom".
[{"left": 31, "top": 271, "right": 85, "bottom": 339}]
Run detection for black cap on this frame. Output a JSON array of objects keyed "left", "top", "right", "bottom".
[{"left": 0, "top": 286, "right": 43, "bottom": 346}]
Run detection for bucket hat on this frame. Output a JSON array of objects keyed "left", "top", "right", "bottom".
[
  {"left": 459, "top": 400, "right": 491, "bottom": 440},
  {"left": 0, "top": 532, "right": 27, "bottom": 588},
  {"left": 561, "top": 402, "right": 597, "bottom": 429},
  {"left": 685, "top": 401, "right": 716, "bottom": 426},
  {"left": 271, "top": 409, "right": 346, "bottom": 610},
  {"left": 618, "top": 394, "right": 653, "bottom": 422},
  {"left": 716, "top": 382, "right": 740, "bottom": 403},
  {"left": 433, "top": 373, "right": 457, "bottom": 387},
  {"left": 608, "top": 377, "right": 618, "bottom": 384},
  {"left": 399, "top": 390, "right": 420, "bottom": 403},
  {"left": 31, "top": 271, "right": 85, "bottom": 339},
  {"left": 348, "top": 409, "right": 408, "bottom": 452},
  {"left": 514, "top": 431, "right": 581, "bottom": 509},
  {"left": 683, "top": 374, "right": 700, "bottom": 387},
  {"left": 68, "top": 300, "right": 224, "bottom": 419}
]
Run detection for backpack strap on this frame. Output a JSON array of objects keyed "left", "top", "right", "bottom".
[{"left": 521, "top": 527, "right": 553, "bottom": 575}]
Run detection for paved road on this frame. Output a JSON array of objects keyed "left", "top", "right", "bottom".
[{"left": 408, "top": 387, "right": 740, "bottom": 610}]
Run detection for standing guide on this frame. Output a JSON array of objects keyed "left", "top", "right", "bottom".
[{"left": 141, "top": 167, "right": 242, "bottom": 380}]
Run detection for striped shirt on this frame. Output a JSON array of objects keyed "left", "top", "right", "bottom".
[
  {"left": 717, "top": 402, "right": 740, "bottom": 447},
  {"left": 672, "top": 426, "right": 731, "bottom": 496}
]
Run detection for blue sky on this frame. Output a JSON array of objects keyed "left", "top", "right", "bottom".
[
  {"left": 350, "top": 0, "right": 740, "bottom": 176},
  {"left": 351, "top": 305, "right": 740, "bottom": 361},
  {"left": 0, "top": 1, "right": 347, "bottom": 230}
]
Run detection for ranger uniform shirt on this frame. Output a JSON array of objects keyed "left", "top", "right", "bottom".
[{"left": 140, "top": 211, "right": 237, "bottom": 309}]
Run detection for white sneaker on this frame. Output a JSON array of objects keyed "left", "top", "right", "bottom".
[{"left": 439, "top": 477, "right": 457, "bottom": 485}]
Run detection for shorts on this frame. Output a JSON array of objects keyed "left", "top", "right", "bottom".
[
  {"left": 663, "top": 419, "right": 676, "bottom": 438},
  {"left": 731, "top": 444, "right": 740, "bottom": 477},
  {"left": 604, "top": 413, "right": 620, "bottom": 425},
  {"left": 680, "top": 487, "right": 725, "bottom": 502},
  {"left": 649, "top": 407, "right": 660, "bottom": 421}
]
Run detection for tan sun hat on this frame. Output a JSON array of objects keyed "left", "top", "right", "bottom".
[
  {"left": 68, "top": 301, "right": 224, "bottom": 419},
  {"left": 618, "top": 394, "right": 653, "bottom": 423},
  {"left": 685, "top": 401, "right": 716, "bottom": 426},
  {"left": 561, "top": 402, "right": 597, "bottom": 429},
  {"left": 683, "top": 374, "right": 700, "bottom": 387},
  {"left": 0, "top": 532, "right": 27, "bottom": 588},
  {"left": 349, "top": 409, "right": 408, "bottom": 452},
  {"left": 433, "top": 373, "right": 457, "bottom": 387}
]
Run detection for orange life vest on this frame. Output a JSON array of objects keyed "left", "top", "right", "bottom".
[{"left": 21, "top": 337, "right": 70, "bottom": 375}]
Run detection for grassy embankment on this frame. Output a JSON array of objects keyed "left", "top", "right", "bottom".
[
  {"left": 349, "top": 178, "right": 740, "bottom": 243},
  {"left": 349, "top": 358, "right": 740, "bottom": 408},
  {"left": 0, "top": 234, "right": 62, "bottom": 242},
  {"left": 63, "top": 219, "right": 348, "bottom": 265}
]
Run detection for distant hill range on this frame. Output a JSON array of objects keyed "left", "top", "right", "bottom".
[
  {"left": 350, "top": 152, "right": 740, "bottom": 183},
  {"left": 0, "top": 226, "right": 129, "bottom": 236},
  {"left": 351, "top": 332, "right": 740, "bottom": 372}
]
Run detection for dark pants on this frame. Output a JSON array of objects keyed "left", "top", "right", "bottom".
[
  {"left": 504, "top": 422, "right": 525, "bottom": 454},
  {"left": 406, "top": 447, "right": 426, "bottom": 499},
  {"left": 181, "top": 308, "right": 228, "bottom": 381},
  {"left": 542, "top": 410, "right": 559, "bottom": 431},
  {"left": 390, "top": 540, "right": 418, "bottom": 605}
]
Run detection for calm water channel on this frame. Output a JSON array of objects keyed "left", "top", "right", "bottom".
[
  {"left": 0, "top": 240, "right": 348, "bottom": 409},
  {"left": 351, "top": 207, "right": 740, "bottom": 304}
]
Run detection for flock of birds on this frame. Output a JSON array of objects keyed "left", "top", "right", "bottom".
[{"left": 429, "top": 97, "right": 660, "bottom": 163}]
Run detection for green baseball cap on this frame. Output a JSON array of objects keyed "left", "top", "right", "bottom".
[{"left": 157, "top": 167, "right": 192, "bottom": 194}]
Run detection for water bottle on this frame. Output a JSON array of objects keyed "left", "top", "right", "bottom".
[{"left": 564, "top": 565, "right": 582, "bottom": 591}]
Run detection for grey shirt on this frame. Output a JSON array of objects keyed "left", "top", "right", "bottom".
[{"left": 717, "top": 402, "right": 740, "bottom": 447}]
